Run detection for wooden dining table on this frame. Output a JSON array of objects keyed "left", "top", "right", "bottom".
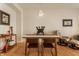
[{"left": 23, "top": 34, "right": 60, "bottom": 56}]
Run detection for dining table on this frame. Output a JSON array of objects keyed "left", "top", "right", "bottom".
[{"left": 23, "top": 34, "right": 60, "bottom": 56}]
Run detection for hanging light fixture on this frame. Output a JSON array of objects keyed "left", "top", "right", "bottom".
[
  {"left": 38, "top": 9, "right": 44, "bottom": 17},
  {"left": 38, "top": 4, "right": 44, "bottom": 17}
]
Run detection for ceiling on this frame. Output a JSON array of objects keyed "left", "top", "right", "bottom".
[{"left": 16, "top": 3, "right": 79, "bottom": 9}]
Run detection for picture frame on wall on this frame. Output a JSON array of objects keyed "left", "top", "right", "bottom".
[
  {"left": 63, "top": 19, "right": 72, "bottom": 27},
  {"left": 0, "top": 10, "right": 10, "bottom": 25}
]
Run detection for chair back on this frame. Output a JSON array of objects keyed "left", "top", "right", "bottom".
[
  {"left": 43, "top": 38, "right": 55, "bottom": 43},
  {"left": 27, "top": 38, "right": 38, "bottom": 43}
]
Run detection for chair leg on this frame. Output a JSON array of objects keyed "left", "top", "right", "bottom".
[
  {"left": 38, "top": 47, "right": 39, "bottom": 56},
  {"left": 50, "top": 48, "right": 53, "bottom": 56},
  {"left": 27, "top": 48, "right": 30, "bottom": 56},
  {"left": 41, "top": 46, "right": 44, "bottom": 56}
]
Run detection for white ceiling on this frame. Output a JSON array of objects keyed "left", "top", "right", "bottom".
[{"left": 16, "top": 3, "right": 79, "bottom": 9}]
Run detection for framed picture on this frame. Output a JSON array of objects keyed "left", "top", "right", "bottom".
[
  {"left": 0, "top": 10, "right": 10, "bottom": 25},
  {"left": 63, "top": 19, "right": 72, "bottom": 27}
]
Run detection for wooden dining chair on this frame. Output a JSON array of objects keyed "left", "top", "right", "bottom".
[
  {"left": 26, "top": 38, "right": 39, "bottom": 56},
  {"left": 43, "top": 38, "right": 55, "bottom": 56}
]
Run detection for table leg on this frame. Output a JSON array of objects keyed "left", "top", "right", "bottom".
[
  {"left": 54, "top": 38, "right": 57, "bottom": 56},
  {"left": 41, "top": 42, "right": 44, "bottom": 56},
  {"left": 38, "top": 38, "right": 43, "bottom": 56},
  {"left": 25, "top": 38, "right": 27, "bottom": 56}
]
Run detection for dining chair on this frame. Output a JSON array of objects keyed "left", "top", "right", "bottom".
[
  {"left": 26, "top": 38, "right": 39, "bottom": 56},
  {"left": 43, "top": 38, "right": 55, "bottom": 56}
]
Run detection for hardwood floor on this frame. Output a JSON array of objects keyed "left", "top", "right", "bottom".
[{"left": 0, "top": 42, "right": 79, "bottom": 56}]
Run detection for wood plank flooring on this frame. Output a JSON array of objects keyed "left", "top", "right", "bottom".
[{"left": 0, "top": 42, "right": 79, "bottom": 56}]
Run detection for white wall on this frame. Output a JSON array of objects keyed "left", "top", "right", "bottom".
[
  {"left": 1, "top": 3, "right": 79, "bottom": 39},
  {"left": 0, "top": 3, "right": 16, "bottom": 34},
  {"left": 16, "top": 11, "right": 21, "bottom": 41},
  {"left": 23, "top": 7, "right": 79, "bottom": 37},
  {"left": 6, "top": 4, "right": 22, "bottom": 41}
]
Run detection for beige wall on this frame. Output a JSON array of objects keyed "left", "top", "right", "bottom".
[
  {"left": 0, "top": 4, "right": 22, "bottom": 41},
  {"left": 16, "top": 11, "right": 21, "bottom": 41},
  {"left": 0, "top": 3, "right": 16, "bottom": 34},
  {"left": 7, "top": 4, "right": 22, "bottom": 41},
  {"left": 22, "top": 7, "right": 79, "bottom": 36},
  {"left": 0, "top": 3, "right": 79, "bottom": 39}
]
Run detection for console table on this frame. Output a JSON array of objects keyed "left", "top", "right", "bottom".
[{"left": 23, "top": 34, "right": 60, "bottom": 56}]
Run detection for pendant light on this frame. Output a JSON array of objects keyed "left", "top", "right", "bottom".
[{"left": 38, "top": 9, "right": 44, "bottom": 17}]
